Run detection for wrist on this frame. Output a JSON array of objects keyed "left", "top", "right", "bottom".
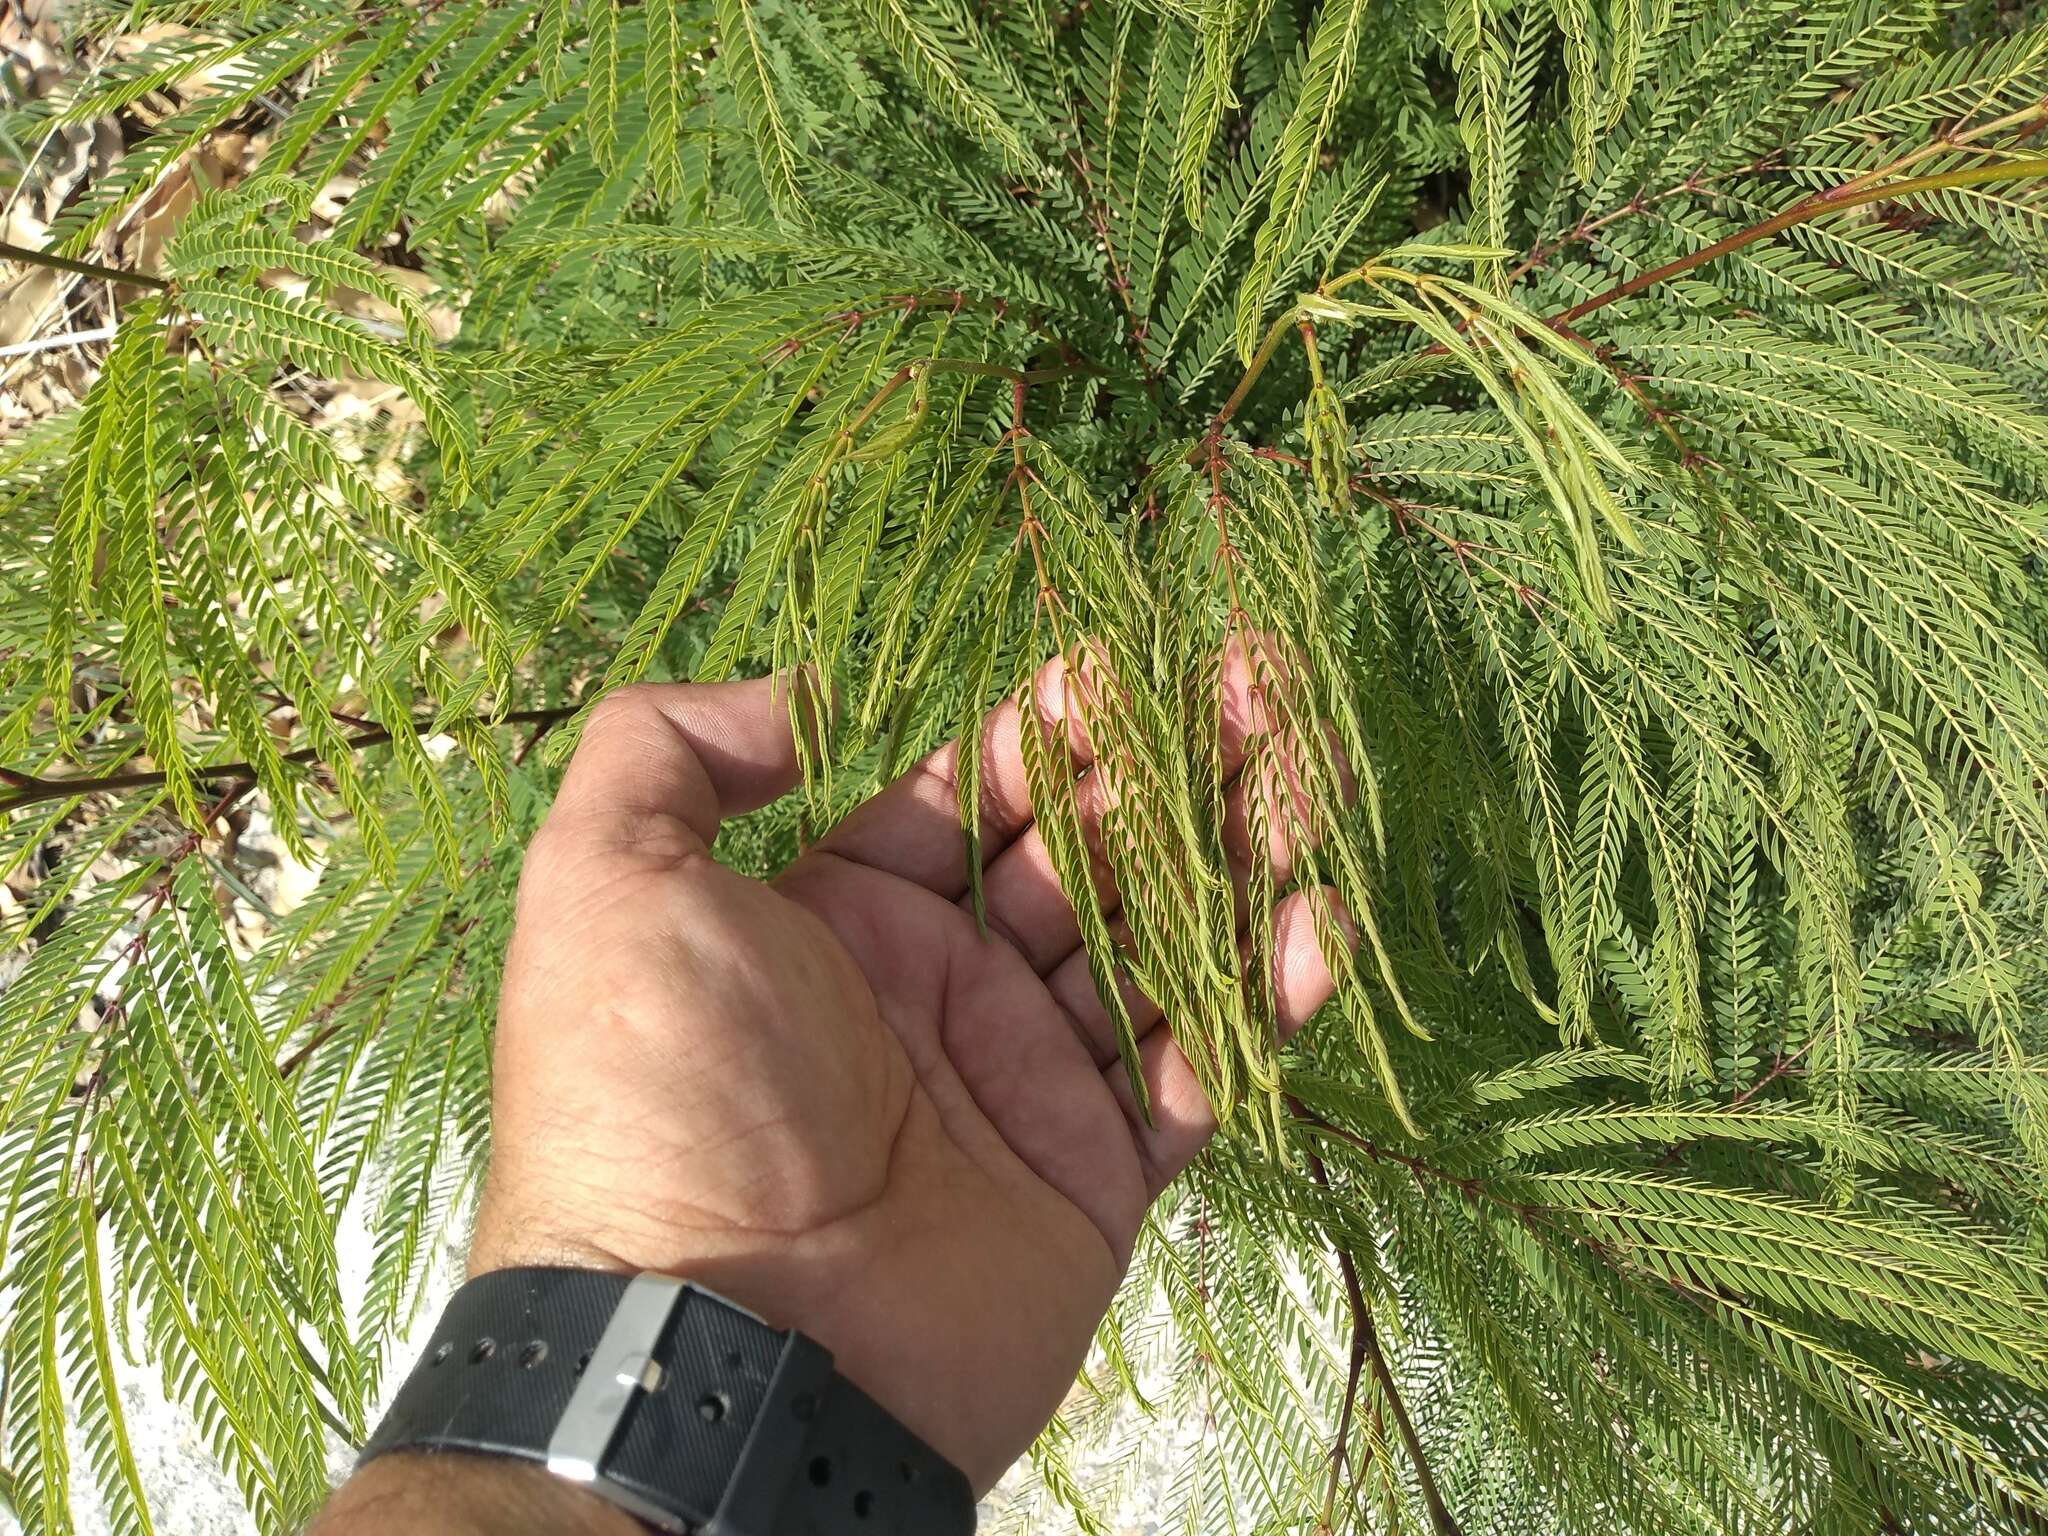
[
  {"left": 312, "top": 1452, "right": 641, "bottom": 1536},
  {"left": 464, "top": 1223, "right": 818, "bottom": 1390},
  {"left": 335, "top": 1265, "right": 981, "bottom": 1535},
  {"left": 462, "top": 1212, "right": 983, "bottom": 1499}
]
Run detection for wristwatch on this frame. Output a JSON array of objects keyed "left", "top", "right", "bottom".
[{"left": 359, "top": 1267, "right": 976, "bottom": 1534}]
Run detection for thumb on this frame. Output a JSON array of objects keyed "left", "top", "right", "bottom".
[{"left": 547, "top": 675, "right": 807, "bottom": 848}]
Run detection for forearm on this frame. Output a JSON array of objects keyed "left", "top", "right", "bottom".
[{"left": 309, "top": 1452, "right": 641, "bottom": 1536}]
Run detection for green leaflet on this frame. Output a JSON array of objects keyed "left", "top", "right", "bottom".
[
  {"left": 1549, "top": 0, "right": 1600, "bottom": 181},
  {"left": 645, "top": 0, "right": 696, "bottom": 199},
  {"left": 1231, "top": 0, "right": 1373, "bottom": 362},
  {"left": 43, "top": 318, "right": 137, "bottom": 740},
  {"left": 107, "top": 325, "right": 198, "bottom": 824},
  {"left": 175, "top": 280, "right": 469, "bottom": 471},
  {"left": 716, "top": 0, "right": 809, "bottom": 212},
  {"left": 1175, "top": 0, "right": 1252, "bottom": 226},
  {"left": 1443, "top": 0, "right": 1515, "bottom": 276},
  {"left": 849, "top": 0, "right": 1038, "bottom": 171},
  {"left": 587, "top": 0, "right": 623, "bottom": 169},
  {"left": 168, "top": 225, "right": 437, "bottom": 350},
  {"left": 76, "top": 1191, "right": 158, "bottom": 1536}
]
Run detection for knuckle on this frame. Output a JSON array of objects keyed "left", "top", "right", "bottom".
[
  {"left": 521, "top": 818, "right": 565, "bottom": 869},
  {"left": 585, "top": 683, "right": 660, "bottom": 734}
]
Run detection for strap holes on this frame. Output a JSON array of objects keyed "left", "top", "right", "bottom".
[
  {"left": 853, "top": 1490, "right": 875, "bottom": 1519},
  {"left": 518, "top": 1340, "right": 549, "bottom": 1369},
  {"left": 574, "top": 1349, "right": 593, "bottom": 1377},
  {"left": 469, "top": 1338, "right": 496, "bottom": 1364},
  {"left": 807, "top": 1456, "right": 833, "bottom": 1487},
  {"left": 428, "top": 1342, "right": 452, "bottom": 1368},
  {"left": 898, "top": 1459, "right": 918, "bottom": 1484},
  {"left": 697, "top": 1391, "right": 730, "bottom": 1423}
]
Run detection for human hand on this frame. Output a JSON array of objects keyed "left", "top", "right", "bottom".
[{"left": 468, "top": 654, "right": 1350, "bottom": 1493}]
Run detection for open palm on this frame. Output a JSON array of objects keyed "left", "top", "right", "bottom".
[{"left": 472, "top": 661, "right": 1344, "bottom": 1492}]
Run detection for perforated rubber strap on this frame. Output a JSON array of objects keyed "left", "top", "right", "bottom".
[{"left": 358, "top": 1268, "right": 976, "bottom": 1535}]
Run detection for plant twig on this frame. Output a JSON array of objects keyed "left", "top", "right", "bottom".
[
  {"left": 1212, "top": 312, "right": 1301, "bottom": 432},
  {"left": 276, "top": 1015, "right": 352, "bottom": 1080},
  {"left": 69, "top": 780, "right": 257, "bottom": 1114},
  {"left": 1551, "top": 157, "right": 2048, "bottom": 327},
  {"left": 1197, "top": 153, "right": 2048, "bottom": 436},
  {"left": 1294, "top": 1101, "right": 1465, "bottom": 1536},
  {"left": 513, "top": 715, "right": 561, "bottom": 765},
  {"left": 0, "top": 240, "right": 171, "bottom": 292},
  {"left": 1507, "top": 92, "right": 2048, "bottom": 280},
  {"left": 1507, "top": 98, "right": 2047, "bottom": 295},
  {"left": 1321, "top": 1236, "right": 1370, "bottom": 1534},
  {"left": 0, "top": 706, "right": 578, "bottom": 813},
  {"left": 1010, "top": 376, "right": 1061, "bottom": 615},
  {"left": 1728, "top": 1037, "right": 1820, "bottom": 1109},
  {"left": 1354, "top": 1276, "right": 1462, "bottom": 1536}
]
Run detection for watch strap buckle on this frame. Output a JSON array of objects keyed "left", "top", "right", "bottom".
[
  {"left": 358, "top": 1267, "right": 974, "bottom": 1535},
  {"left": 546, "top": 1273, "right": 692, "bottom": 1530}
]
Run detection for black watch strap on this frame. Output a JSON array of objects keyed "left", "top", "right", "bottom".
[{"left": 358, "top": 1268, "right": 975, "bottom": 1535}]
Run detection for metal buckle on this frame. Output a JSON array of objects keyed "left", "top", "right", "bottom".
[{"left": 546, "top": 1273, "right": 690, "bottom": 1533}]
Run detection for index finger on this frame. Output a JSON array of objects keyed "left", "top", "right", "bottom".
[{"left": 799, "top": 649, "right": 1099, "bottom": 894}]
